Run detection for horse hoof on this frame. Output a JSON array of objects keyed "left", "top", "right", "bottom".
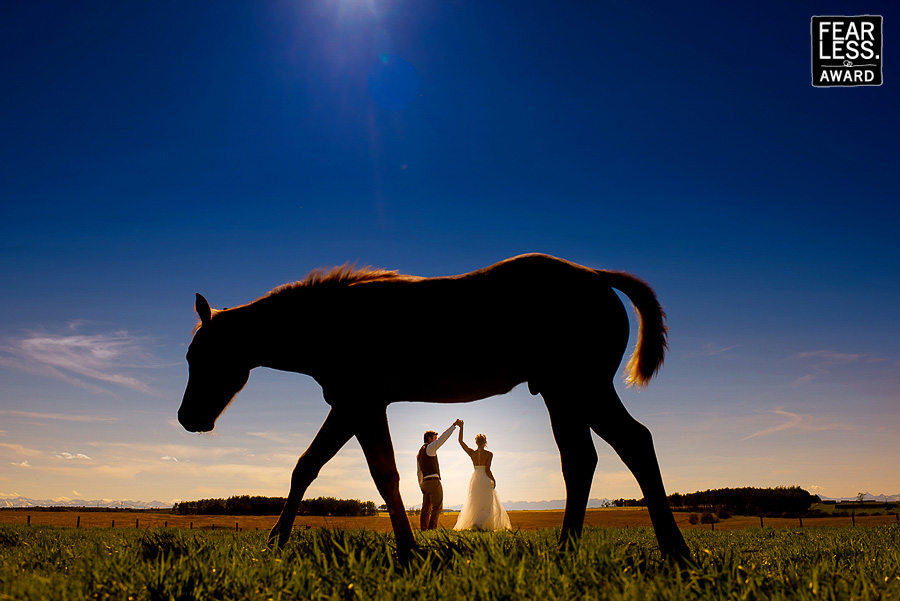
[{"left": 266, "top": 530, "right": 289, "bottom": 549}]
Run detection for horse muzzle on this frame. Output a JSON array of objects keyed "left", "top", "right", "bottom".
[{"left": 177, "top": 407, "right": 215, "bottom": 433}]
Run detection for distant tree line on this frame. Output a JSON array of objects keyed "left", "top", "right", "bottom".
[
  {"left": 172, "top": 495, "right": 378, "bottom": 517},
  {"left": 613, "top": 486, "right": 819, "bottom": 516}
]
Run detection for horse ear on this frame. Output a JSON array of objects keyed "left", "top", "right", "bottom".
[{"left": 195, "top": 293, "right": 212, "bottom": 325}]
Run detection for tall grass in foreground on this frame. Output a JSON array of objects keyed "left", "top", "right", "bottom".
[{"left": 1, "top": 523, "right": 898, "bottom": 600}]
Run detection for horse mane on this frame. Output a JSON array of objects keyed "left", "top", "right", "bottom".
[
  {"left": 266, "top": 263, "right": 411, "bottom": 298},
  {"left": 194, "top": 264, "right": 411, "bottom": 331}
]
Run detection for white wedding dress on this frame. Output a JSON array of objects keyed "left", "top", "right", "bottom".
[{"left": 453, "top": 465, "right": 511, "bottom": 531}]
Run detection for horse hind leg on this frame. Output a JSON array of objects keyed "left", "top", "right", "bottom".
[
  {"left": 589, "top": 384, "right": 691, "bottom": 563},
  {"left": 542, "top": 390, "right": 598, "bottom": 549}
]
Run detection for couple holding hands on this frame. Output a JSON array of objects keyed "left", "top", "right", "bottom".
[{"left": 417, "top": 419, "right": 512, "bottom": 531}]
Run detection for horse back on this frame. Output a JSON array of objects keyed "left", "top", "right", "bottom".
[{"left": 309, "top": 254, "right": 630, "bottom": 405}]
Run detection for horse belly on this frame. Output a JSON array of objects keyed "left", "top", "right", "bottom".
[
  {"left": 425, "top": 374, "right": 520, "bottom": 404},
  {"left": 382, "top": 361, "right": 523, "bottom": 404}
]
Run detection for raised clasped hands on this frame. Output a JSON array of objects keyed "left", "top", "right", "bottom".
[{"left": 454, "top": 419, "right": 464, "bottom": 427}]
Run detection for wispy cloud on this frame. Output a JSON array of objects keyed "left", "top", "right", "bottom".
[
  {"left": 0, "top": 411, "right": 118, "bottom": 423},
  {"left": 0, "top": 443, "right": 43, "bottom": 457},
  {"left": 742, "top": 407, "right": 855, "bottom": 441},
  {"left": 54, "top": 452, "right": 92, "bottom": 461},
  {"left": 797, "top": 350, "right": 875, "bottom": 363},
  {"left": 698, "top": 343, "right": 740, "bottom": 356},
  {"left": 1, "top": 443, "right": 42, "bottom": 470},
  {"left": 684, "top": 342, "right": 740, "bottom": 360},
  {"left": 0, "top": 324, "right": 163, "bottom": 395},
  {"left": 86, "top": 441, "right": 253, "bottom": 463},
  {"left": 246, "top": 431, "right": 311, "bottom": 446},
  {"left": 794, "top": 350, "right": 883, "bottom": 384}
]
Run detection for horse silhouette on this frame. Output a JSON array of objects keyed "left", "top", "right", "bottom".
[{"left": 178, "top": 253, "right": 690, "bottom": 562}]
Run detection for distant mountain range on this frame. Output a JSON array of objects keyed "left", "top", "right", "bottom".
[
  {"left": 0, "top": 496, "right": 172, "bottom": 509},
  {"left": 819, "top": 492, "right": 900, "bottom": 503}
]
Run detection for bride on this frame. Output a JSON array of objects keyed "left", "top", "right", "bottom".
[{"left": 453, "top": 421, "right": 511, "bottom": 531}]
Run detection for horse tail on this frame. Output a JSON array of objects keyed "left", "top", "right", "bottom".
[{"left": 599, "top": 270, "right": 668, "bottom": 388}]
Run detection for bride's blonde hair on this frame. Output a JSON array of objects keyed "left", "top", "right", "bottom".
[{"left": 475, "top": 433, "right": 487, "bottom": 447}]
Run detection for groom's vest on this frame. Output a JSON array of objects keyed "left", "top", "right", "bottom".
[{"left": 417, "top": 444, "right": 440, "bottom": 480}]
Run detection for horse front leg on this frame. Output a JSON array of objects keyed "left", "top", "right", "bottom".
[
  {"left": 354, "top": 408, "right": 416, "bottom": 565},
  {"left": 268, "top": 408, "right": 354, "bottom": 548}
]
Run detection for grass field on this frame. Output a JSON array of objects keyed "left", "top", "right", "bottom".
[
  {"left": 1, "top": 507, "right": 897, "bottom": 532},
  {"left": 1, "top": 517, "right": 899, "bottom": 600}
]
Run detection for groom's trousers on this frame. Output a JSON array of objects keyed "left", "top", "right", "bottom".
[{"left": 420, "top": 478, "right": 443, "bottom": 530}]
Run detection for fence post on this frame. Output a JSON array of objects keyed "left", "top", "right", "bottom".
[
  {"left": 759, "top": 516, "right": 764, "bottom": 528},
  {"left": 136, "top": 518, "right": 140, "bottom": 529},
  {"left": 851, "top": 511, "right": 855, "bottom": 527},
  {"left": 112, "top": 519, "right": 115, "bottom": 528},
  {"left": 799, "top": 516, "right": 803, "bottom": 528},
  {"left": 235, "top": 522, "right": 239, "bottom": 532},
  {"left": 27, "top": 515, "right": 31, "bottom": 526},
  {"left": 76, "top": 516, "right": 81, "bottom": 528}
]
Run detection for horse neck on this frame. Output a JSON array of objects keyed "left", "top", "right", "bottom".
[
  {"left": 219, "top": 302, "right": 288, "bottom": 371},
  {"left": 226, "top": 295, "right": 317, "bottom": 375}
]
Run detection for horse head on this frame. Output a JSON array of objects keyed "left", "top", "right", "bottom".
[{"left": 178, "top": 293, "right": 251, "bottom": 433}]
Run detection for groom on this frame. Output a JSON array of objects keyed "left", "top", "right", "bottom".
[{"left": 417, "top": 418, "right": 462, "bottom": 530}]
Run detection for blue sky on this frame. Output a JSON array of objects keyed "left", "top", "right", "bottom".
[{"left": 1, "top": 1, "right": 898, "bottom": 508}]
